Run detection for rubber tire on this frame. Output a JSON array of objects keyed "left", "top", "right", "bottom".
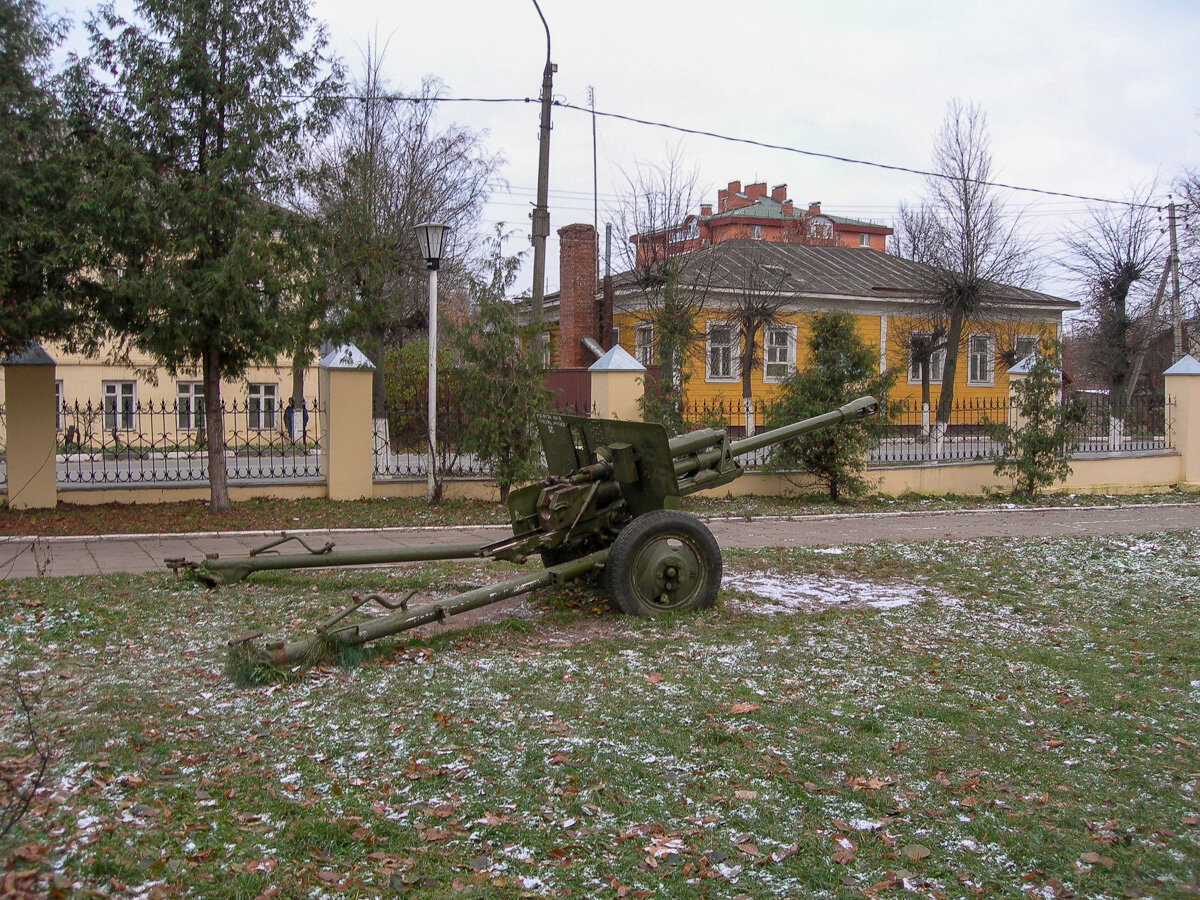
[{"left": 604, "top": 510, "right": 721, "bottom": 616}]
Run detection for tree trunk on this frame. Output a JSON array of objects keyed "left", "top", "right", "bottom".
[
  {"left": 202, "top": 344, "right": 231, "bottom": 513},
  {"left": 740, "top": 323, "right": 758, "bottom": 435},
  {"left": 935, "top": 312, "right": 966, "bottom": 425}
]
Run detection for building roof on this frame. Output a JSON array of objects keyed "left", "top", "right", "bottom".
[
  {"left": 700, "top": 196, "right": 889, "bottom": 231},
  {"left": 611, "top": 240, "right": 1075, "bottom": 311}
]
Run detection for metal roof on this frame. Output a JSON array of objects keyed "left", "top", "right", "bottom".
[{"left": 610, "top": 241, "right": 1075, "bottom": 310}]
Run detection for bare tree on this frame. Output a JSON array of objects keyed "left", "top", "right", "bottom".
[
  {"left": 611, "top": 152, "right": 717, "bottom": 432},
  {"left": 309, "top": 47, "right": 501, "bottom": 414},
  {"left": 718, "top": 252, "right": 794, "bottom": 434},
  {"left": 894, "top": 100, "right": 1041, "bottom": 424},
  {"left": 1174, "top": 169, "right": 1200, "bottom": 337},
  {"left": 1062, "top": 186, "right": 1168, "bottom": 412}
]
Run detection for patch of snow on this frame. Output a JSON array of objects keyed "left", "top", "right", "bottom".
[{"left": 723, "top": 571, "right": 956, "bottom": 613}]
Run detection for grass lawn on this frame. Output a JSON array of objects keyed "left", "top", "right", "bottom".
[{"left": 1, "top": 531, "right": 1198, "bottom": 898}]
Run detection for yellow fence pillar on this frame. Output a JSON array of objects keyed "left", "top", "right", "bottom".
[
  {"left": 589, "top": 346, "right": 645, "bottom": 421},
  {"left": 2, "top": 343, "right": 58, "bottom": 509},
  {"left": 319, "top": 344, "right": 376, "bottom": 501},
  {"left": 1165, "top": 355, "right": 1200, "bottom": 486}
]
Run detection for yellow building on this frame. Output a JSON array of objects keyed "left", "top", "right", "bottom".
[
  {"left": 545, "top": 224, "right": 1074, "bottom": 415},
  {"left": 0, "top": 342, "right": 319, "bottom": 450}
]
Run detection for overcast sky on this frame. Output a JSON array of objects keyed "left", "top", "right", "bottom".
[{"left": 50, "top": 0, "right": 1200, "bottom": 302}]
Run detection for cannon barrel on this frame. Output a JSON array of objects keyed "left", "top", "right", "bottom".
[
  {"left": 729, "top": 395, "right": 878, "bottom": 457},
  {"left": 669, "top": 395, "right": 878, "bottom": 486}
]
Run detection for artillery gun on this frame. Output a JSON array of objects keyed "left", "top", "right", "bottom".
[{"left": 196, "top": 396, "right": 877, "bottom": 670}]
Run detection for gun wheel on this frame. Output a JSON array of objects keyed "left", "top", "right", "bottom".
[{"left": 605, "top": 510, "right": 721, "bottom": 616}]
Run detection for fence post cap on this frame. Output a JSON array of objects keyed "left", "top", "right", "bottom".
[
  {"left": 588, "top": 345, "right": 644, "bottom": 372},
  {"left": 1164, "top": 355, "right": 1200, "bottom": 376},
  {"left": 2, "top": 341, "right": 55, "bottom": 366},
  {"left": 319, "top": 344, "right": 375, "bottom": 371}
]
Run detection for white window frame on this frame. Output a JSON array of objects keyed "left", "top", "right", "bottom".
[
  {"left": 635, "top": 323, "right": 654, "bottom": 366},
  {"left": 177, "top": 382, "right": 206, "bottom": 430},
  {"left": 967, "top": 333, "right": 995, "bottom": 386},
  {"left": 540, "top": 332, "right": 551, "bottom": 368},
  {"left": 751, "top": 224, "right": 763, "bottom": 240},
  {"left": 763, "top": 324, "right": 797, "bottom": 383},
  {"left": 102, "top": 381, "right": 136, "bottom": 431},
  {"left": 706, "top": 322, "right": 739, "bottom": 382},
  {"left": 859, "top": 233, "right": 871, "bottom": 248},
  {"left": 1013, "top": 334, "right": 1039, "bottom": 366},
  {"left": 611, "top": 324, "right": 620, "bottom": 348},
  {"left": 247, "top": 383, "right": 278, "bottom": 430},
  {"left": 907, "top": 333, "right": 945, "bottom": 385}
]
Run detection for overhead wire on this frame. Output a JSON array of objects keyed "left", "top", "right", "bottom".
[{"left": 288, "top": 90, "right": 1166, "bottom": 212}]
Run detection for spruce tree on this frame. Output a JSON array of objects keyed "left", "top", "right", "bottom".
[
  {"left": 451, "top": 235, "right": 548, "bottom": 503},
  {"left": 80, "top": 0, "right": 342, "bottom": 511},
  {"left": 765, "top": 311, "right": 894, "bottom": 501},
  {"left": 0, "top": 0, "right": 92, "bottom": 357},
  {"left": 987, "top": 338, "right": 1073, "bottom": 498}
]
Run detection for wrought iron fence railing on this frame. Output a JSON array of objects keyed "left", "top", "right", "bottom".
[
  {"left": 676, "top": 393, "right": 1173, "bottom": 469},
  {"left": 53, "top": 398, "right": 323, "bottom": 485},
  {"left": 371, "top": 397, "right": 597, "bottom": 480},
  {"left": 0, "top": 389, "right": 1173, "bottom": 491}
]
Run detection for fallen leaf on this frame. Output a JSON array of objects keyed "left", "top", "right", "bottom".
[
  {"left": 729, "top": 703, "right": 760, "bottom": 715},
  {"left": 733, "top": 790, "right": 758, "bottom": 800}
]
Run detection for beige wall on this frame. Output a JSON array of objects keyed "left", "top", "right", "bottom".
[
  {"left": 0, "top": 342, "right": 320, "bottom": 446},
  {"left": 7, "top": 351, "right": 1200, "bottom": 508}
]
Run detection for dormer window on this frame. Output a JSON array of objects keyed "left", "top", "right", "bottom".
[{"left": 859, "top": 233, "right": 871, "bottom": 247}]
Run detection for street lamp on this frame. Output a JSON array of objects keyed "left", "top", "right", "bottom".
[{"left": 415, "top": 222, "right": 450, "bottom": 502}]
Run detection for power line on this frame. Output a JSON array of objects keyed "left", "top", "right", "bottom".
[
  {"left": 107, "top": 78, "right": 1170, "bottom": 213},
  {"left": 324, "top": 91, "right": 1161, "bottom": 211},
  {"left": 550, "top": 101, "right": 1159, "bottom": 211}
]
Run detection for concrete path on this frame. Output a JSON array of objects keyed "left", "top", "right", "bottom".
[{"left": 2, "top": 503, "right": 1199, "bottom": 580}]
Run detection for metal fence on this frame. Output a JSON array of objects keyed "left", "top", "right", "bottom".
[
  {"left": 677, "top": 393, "right": 1174, "bottom": 469},
  {"left": 371, "top": 397, "right": 597, "bottom": 480},
  {"left": 0, "top": 389, "right": 1174, "bottom": 491},
  {"left": 54, "top": 397, "right": 323, "bottom": 485}
]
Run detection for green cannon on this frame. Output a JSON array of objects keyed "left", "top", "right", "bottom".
[{"left": 197, "top": 396, "right": 877, "bottom": 669}]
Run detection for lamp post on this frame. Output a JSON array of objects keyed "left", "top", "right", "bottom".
[{"left": 414, "top": 222, "right": 450, "bottom": 502}]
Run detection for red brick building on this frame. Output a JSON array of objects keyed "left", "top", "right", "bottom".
[{"left": 632, "top": 179, "right": 893, "bottom": 266}]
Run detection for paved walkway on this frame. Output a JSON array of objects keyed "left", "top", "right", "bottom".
[{"left": 2, "top": 503, "right": 1199, "bottom": 580}]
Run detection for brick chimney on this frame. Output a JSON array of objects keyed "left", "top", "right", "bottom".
[
  {"left": 781, "top": 200, "right": 794, "bottom": 217},
  {"left": 727, "top": 180, "right": 742, "bottom": 195},
  {"left": 808, "top": 202, "right": 822, "bottom": 216},
  {"left": 700, "top": 203, "right": 713, "bottom": 216},
  {"left": 557, "top": 223, "right": 598, "bottom": 369},
  {"left": 771, "top": 183, "right": 788, "bottom": 203},
  {"left": 745, "top": 182, "right": 767, "bottom": 201}
]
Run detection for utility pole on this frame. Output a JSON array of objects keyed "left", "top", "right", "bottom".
[
  {"left": 530, "top": 1, "right": 553, "bottom": 335},
  {"left": 1169, "top": 199, "right": 1184, "bottom": 361},
  {"left": 589, "top": 86, "right": 597, "bottom": 236}
]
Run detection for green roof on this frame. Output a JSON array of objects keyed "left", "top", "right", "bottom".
[{"left": 703, "top": 198, "right": 888, "bottom": 230}]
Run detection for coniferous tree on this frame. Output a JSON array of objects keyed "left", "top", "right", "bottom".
[
  {"left": 987, "top": 338, "right": 1073, "bottom": 499},
  {"left": 451, "top": 232, "right": 548, "bottom": 503},
  {"left": 79, "top": 0, "right": 342, "bottom": 511},
  {"left": 0, "top": 0, "right": 93, "bottom": 357},
  {"left": 765, "top": 312, "right": 894, "bottom": 501}
]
